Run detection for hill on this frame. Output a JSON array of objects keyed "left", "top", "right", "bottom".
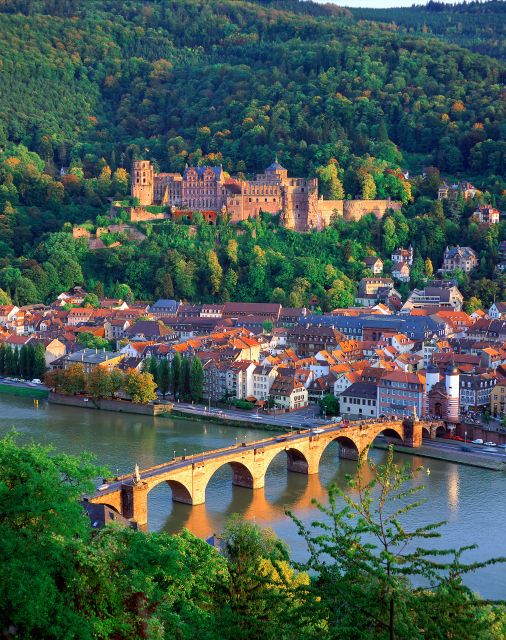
[
  {"left": 0, "top": 0, "right": 504, "bottom": 186},
  {"left": 350, "top": 1, "right": 506, "bottom": 61}
]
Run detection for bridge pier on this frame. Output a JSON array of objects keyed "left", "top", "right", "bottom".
[
  {"left": 338, "top": 445, "right": 359, "bottom": 461},
  {"left": 402, "top": 417, "right": 422, "bottom": 448},
  {"left": 121, "top": 482, "right": 149, "bottom": 531}
]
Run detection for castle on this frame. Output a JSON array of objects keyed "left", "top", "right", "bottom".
[{"left": 130, "top": 159, "right": 401, "bottom": 231}]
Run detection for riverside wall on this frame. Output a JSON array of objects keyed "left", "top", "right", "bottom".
[{"left": 48, "top": 392, "right": 170, "bottom": 416}]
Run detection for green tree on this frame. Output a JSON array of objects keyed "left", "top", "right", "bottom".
[
  {"left": 19, "top": 344, "right": 29, "bottom": 379},
  {"left": 316, "top": 162, "right": 344, "bottom": 200},
  {"left": 207, "top": 249, "right": 223, "bottom": 295},
  {"left": 124, "top": 369, "right": 157, "bottom": 403},
  {"left": 0, "top": 288, "right": 11, "bottom": 305},
  {"left": 319, "top": 393, "right": 340, "bottom": 417},
  {"left": 190, "top": 355, "right": 204, "bottom": 402},
  {"left": 157, "top": 358, "right": 171, "bottom": 399},
  {"left": 0, "top": 434, "right": 100, "bottom": 639},
  {"left": 290, "top": 446, "right": 505, "bottom": 640},
  {"left": 148, "top": 355, "right": 159, "bottom": 381},
  {"left": 465, "top": 296, "right": 482, "bottom": 314},
  {"left": 4, "top": 345, "right": 14, "bottom": 376},
  {"left": 32, "top": 343, "right": 46, "bottom": 380},
  {"left": 61, "top": 364, "right": 86, "bottom": 395},
  {"left": 0, "top": 342, "right": 6, "bottom": 375},
  {"left": 82, "top": 293, "right": 100, "bottom": 308},
  {"left": 171, "top": 352, "right": 181, "bottom": 398},
  {"left": 77, "top": 332, "right": 110, "bottom": 350},
  {"left": 361, "top": 173, "right": 377, "bottom": 200},
  {"left": 424, "top": 257, "right": 434, "bottom": 279},
  {"left": 180, "top": 356, "right": 191, "bottom": 401},
  {"left": 109, "top": 368, "right": 125, "bottom": 398},
  {"left": 87, "top": 368, "right": 112, "bottom": 399},
  {"left": 216, "top": 516, "right": 306, "bottom": 640}
]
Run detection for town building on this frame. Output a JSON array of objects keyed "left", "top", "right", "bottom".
[
  {"left": 364, "top": 256, "right": 384, "bottom": 275},
  {"left": 269, "top": 374, "right": 308, "bottom": 411},
  {"left": 438, "top": 180, "right": 478, "bottom": 202},
  {"left": 472, "top": 206, "right": 500, "bottom": 225},
  {"left": 64, "top": 349, "right": 125, "bottom": 374},
  {"left": 391, "top": 246, "right": 414, "bottom": 266},
  {"left": 377, "top": 371, "right": 425, "bottom": 418},
  {"left": 441, "top": 246, "right": 478, "bottom": 274},
  {"left": 488, "top": 302, "right": 506, "bottom": 320},
  {"left": 491, "top": 379, "right": 506, "bottom": 417},
  {"left": 391, "top": 261, "right": 411, "bottom": 283},
  {"left": 339, "top": 382, "right": 378, "bottom": 419},
  {"left": 401, "top": 281, "right": 464, "bottom": 312},
  {"left": 459, "top": 371, "right": 497, "bottom": 411}
]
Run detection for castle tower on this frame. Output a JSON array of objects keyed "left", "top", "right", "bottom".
[
  {"left": 131, "top": 160, "right": 154, "bottom": 206},
  {"left": 445, "top": 365, "right": 460, "bottom": 423}
]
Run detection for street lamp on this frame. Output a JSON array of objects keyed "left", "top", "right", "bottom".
[
  {"left": 184, "top": 448, "right": 187, "bottom": 459},
  {"left": 173, "top": 450, "right": 176, "bottom": 460},
  {"left": 464, "top": 431, "right": 467, "bottom": 446}
]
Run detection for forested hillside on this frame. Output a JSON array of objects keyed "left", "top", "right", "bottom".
[
  {"left": 0, "top": 0, "right": 505, "bottom": 309},
  {"left": 351, "top": 1, "right": 506, "bottom": 61},
  {"left": 0, "top": 0, "right": 504, "bottom": 182}
]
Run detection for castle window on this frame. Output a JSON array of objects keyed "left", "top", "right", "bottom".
[{"left": 301, "top": 187, "right": 304, "bottom": 192}]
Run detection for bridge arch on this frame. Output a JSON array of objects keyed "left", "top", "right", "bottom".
[
  {"left": 166, "top": 479, "right": 193, "bottom": 505},
  {"left": 317, "top": 434, "right": 362, "bottom": 466},
  {"left": 263, "top": 445, "right": 312, "bottom": 476},
  {"left": 201, "top": 458, "right": 257, "bottom": 496}
]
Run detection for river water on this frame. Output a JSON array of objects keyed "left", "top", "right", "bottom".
[{"left": 1, "top": 396, "right": 505, "bottom": 600}]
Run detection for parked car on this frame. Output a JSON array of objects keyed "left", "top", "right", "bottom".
[
  {"left": 31, "top": 378, "right": 42, "bottom": 384},
  {"left": 453, "top": 436, "right": 464, "bottom": 442},
  {"left": 312, "top": 428, "right": 324, "bottom": 435},
  {"left": 484, "top": 441, "right": 497, "bottom": 447},
  {"left": 497, "top": 443, "right": 506, "bottom": 449},
  {"left": 472, "top": 438, "right": 484, "bottom": 444}
]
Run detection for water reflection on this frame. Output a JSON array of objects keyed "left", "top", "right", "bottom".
[
  {"left": 1, "top": 396, "right": 505, "bottom": 600},
  {"left": 447, "top": 465, "right": 460, "bottom": 514}
]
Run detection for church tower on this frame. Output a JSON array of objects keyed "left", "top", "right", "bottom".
[{"left": 131, "top": 160, "right": 154, "bottom": 206}]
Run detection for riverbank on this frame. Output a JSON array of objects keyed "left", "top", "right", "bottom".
[
  {"left": 0, "top": 382, "right": 48, "bottom": 399},
  {"left": 49, "top": 392, "right": 169, "bottom": 416},
  {"left": 375, "top": 440, "right": 506, "bottom": 471}
]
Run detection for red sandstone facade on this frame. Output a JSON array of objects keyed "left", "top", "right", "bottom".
[{"left": 131, "top": 159, "right": 401, "bottom": 231}]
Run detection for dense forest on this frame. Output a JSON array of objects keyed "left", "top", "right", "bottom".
[
  {"left": 351, "top": 1, "right": 506, "bottom": 61},
  {"left": 0, "top": 0, "right": 504, "bottom": 180},
  {"left": 1, "top": 434, "right": 505, "bottom": 639},
  {"left": 0, "top": 0, "right": 505, "bottom": 309}
]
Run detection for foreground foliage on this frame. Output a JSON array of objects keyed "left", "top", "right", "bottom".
[{"left": 0, "top": 434, "right": 504, "bottom": 639}]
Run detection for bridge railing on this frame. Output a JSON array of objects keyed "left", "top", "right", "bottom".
[
  {"left": 108, "top": 418, "right": 444, "bottom": 483},
  {"left": 108, "top": 428, "right": 314, "bottom": 482}
]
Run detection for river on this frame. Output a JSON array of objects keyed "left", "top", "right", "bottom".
[{"left": 1, "top": 395, "right": 505, "bottom": 600}]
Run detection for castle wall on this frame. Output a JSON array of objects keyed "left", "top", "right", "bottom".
[
  {"left": 130, "top": 207, "right": 167, "bottom": 222},
  {"left": 130, "top": 160, "right": 403, "bottom": 230},
  {"left": 316, "top": 200, "right": 344, "bottom": 226},
  {"left": 343, "top": 200, "right": 402, "bottom": 221}
]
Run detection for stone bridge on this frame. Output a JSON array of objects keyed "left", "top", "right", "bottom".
[{"left": 87, "top": 417, "right": 444, "bottom": 530}]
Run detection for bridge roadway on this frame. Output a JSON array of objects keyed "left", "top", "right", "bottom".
[{"left": 88, "top": 417, "right": 442, "bottom": 530}]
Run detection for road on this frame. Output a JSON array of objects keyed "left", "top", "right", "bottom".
[
  {"left": 173, "top": 401, "right": 331, "bottom": 429},
  {"left": 424, "top": 438, "right": 506, "bottom": 460}
]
